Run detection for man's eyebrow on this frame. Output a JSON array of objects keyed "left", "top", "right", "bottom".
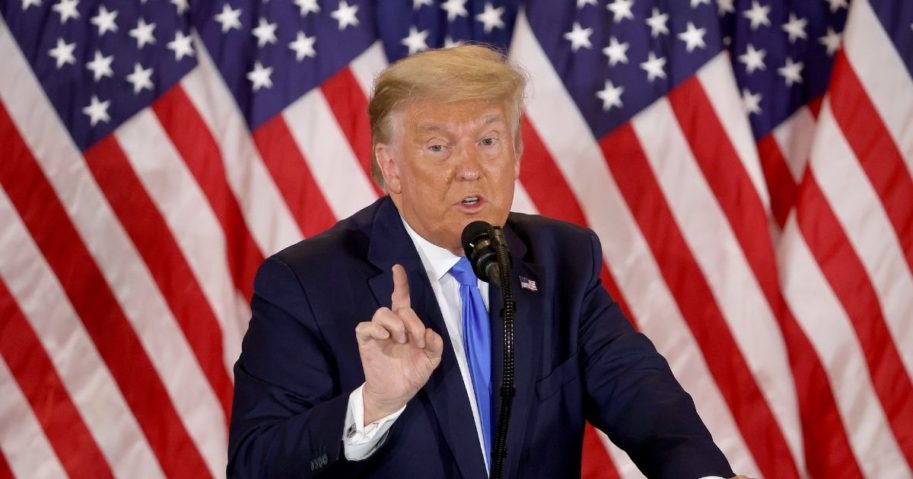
[
  {"left": 415, "top": 114, "right": 506, "bottom": 134},
  {"left": 480, "top": 113, "right": 505, "bottom": 126},
  {"left": 415, "top": 123, "right": 447, "bottom": 134}
]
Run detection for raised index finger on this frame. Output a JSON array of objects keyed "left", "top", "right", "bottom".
[{"left": 391, "top": 264, "right": 411, "bottom": 312}]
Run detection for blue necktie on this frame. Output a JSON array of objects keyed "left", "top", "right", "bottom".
[{"left": 450, "top": 257, "right": 493, "bottom": 468}]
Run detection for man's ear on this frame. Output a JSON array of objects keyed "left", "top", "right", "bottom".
[
  {"left": 375, "top": 143, "right": 402, "bottom": 194},
  {"left": 513, "top": 144, "right": 523, "bottom": 180}
]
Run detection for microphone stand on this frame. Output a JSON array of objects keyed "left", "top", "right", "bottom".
[{"left": 490, "top": 227, "right": 515, "bottom": 479}]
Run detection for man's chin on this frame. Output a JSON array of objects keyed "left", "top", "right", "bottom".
[{"left": 457, "top": 213, "right": 505, "bottom": 231}]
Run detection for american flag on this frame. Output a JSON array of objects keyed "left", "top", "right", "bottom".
[{"left": 0, "top": 0, "right": 910, "bottom": 476}]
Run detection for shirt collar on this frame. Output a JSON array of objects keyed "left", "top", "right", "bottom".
[{"left": 401, "top": 217, "right": 461, "bottom": 283}]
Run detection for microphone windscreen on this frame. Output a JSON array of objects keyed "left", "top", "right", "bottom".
[
  {"left": 461, "top": 221, "right": 501, "bottom": 284},
  {"left": 461, "top": 220, "right": 493, "bottom": 258}
]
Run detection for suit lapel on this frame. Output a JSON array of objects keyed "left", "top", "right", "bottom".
[
  {"left": 489, "top": 224, "right": 543, "bottom": 479},
  {"left": 366, "top": 198, "right": 487, "bottom": 479}
]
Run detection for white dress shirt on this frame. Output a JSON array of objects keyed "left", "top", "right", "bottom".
[{"left": 343, "top": 218, "right": 490, "bottom": 471}]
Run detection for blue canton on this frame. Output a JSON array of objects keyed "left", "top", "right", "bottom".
[
  {"left": 2, "top": 0, "right": 196, "bottom": 149},
  {"left": 527, "top": 0, "right": 723, "bottom": 139}
]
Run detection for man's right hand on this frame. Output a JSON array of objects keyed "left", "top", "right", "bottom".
[{"left": 356, "top": 264, "right": 444, "bottom": 424}]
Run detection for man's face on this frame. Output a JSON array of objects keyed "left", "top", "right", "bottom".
[{"left": 376, "top": 99, "right": 520, "bottom": 255}]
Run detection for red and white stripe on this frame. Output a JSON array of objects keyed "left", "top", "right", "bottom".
[
  {"left": 776, "top": 1, "right": 913, "bottom": 476},
  {"left": 1, "top": 17, "right": 228, "bottom": 477},
  {"left": 183, "top": 37, "right": 302, "bottom": 257},
  {"left": 780, "top": 198, "right": 910, "bottom": 478},
  {"left": 0, "top": 357, "right": 68, "bottom": 479},
  {"left": 0, "top": 187, "right": 162, "bottom": 478}
]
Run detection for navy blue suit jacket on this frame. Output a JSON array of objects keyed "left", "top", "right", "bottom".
[{"left": 228, "top": 196, "right": 733, "bottom": 478}]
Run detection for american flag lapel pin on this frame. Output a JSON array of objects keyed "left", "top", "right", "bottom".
[{"left": 519, "top": 276, "right": 538, "bottom": 292}]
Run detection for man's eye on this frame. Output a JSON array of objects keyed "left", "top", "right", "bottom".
[
  {"left": 480, "top": 137, "right": 497, "bottom": 146},
  {"left": 428, "top": 144, "right": 445, "bottom": 152}
]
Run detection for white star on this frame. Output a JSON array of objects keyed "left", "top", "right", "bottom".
[
  {"left": 90, "top": 5, "right": 117, "bottom": 36},
  {"left": 741, "top": 88, "right": 762, "bottom": 115},
  {"left": 743, "top": 1, "right": 770, "bottom": 30},
  {"left": 412, "top": 0, "right": 432, "bottom": 9},
  {"left": 577, "top": 0, "right": 597, "bottom": 8},
  {"left": 252, "top": 18, "right": 277, "bottom": 47},
  {"left": 22, "top": 0, "right": 42, "bottom": 11},
  {"left": 167, "top": 30, "right": 194, "bottom": 61},
  {"left": 171, "top": 0, "right": 188, "bottom": 14},
  {"left": 645, "top": 8, "right": 669, "bottom": 37},
  {"left": 475, "top": 3, "right": 504, "bottom": 34},
  {"left": 85, "top": 50, "right": 114, "bottom": 81},
  {"left": 602, "top": 36, "right": 629, "bottom": 66},
  {"left": 778, "top": 57, "right": 804, "bottom": 86},
  {"left": 331, "top": 0, "right": 359, "bottom": 30},
  {"left": 129, "top": 18, "right": 156, "bottom": 49},
  {"left": 441, "top": 0, "right": 467, "bottom": 21},
  {"left": 717, "top": 0, "right": 735, "bottom": 15},
  {"left": 289, "top": 31, "right": 316, "bottom": 60},
  {"left": 738, "top": 44, "right": 766, "bottom": 73},
  {"left": 819, "top": 27, "right": 841, "bottom": 55},
  {"left": 401, "top": 26, "right": 429, "bottom": 54},
  {"left": 782, "top": 13, "right": 808, "bottom": 43},
  {"left": 640, "top": 52, "right": 667, "bottom": 82},
  {"left": 294, "top": 0, "right": 319, "bottom": 16},
  {"left": 444, "top": 36, "right": 463, "bottom": 48},
  {"left": 214, "top": 4, "right": 242, "bottom": 33},
  {"left": 606, "top": 0, "right": 634, "bottom": 23},
  {"left": 247, "top": 61, "right": 273, "bottom": 91},
  {"left": 690, "top": 0, "right": 710, "bottom": 7},
  {"left": 82, "top": 95, "right": 110, "bottom": 127},
  {"left": 126, "top": 63, "right": 154, "bottom": 94},
  {"left": 678, "top": 22, "right": 707, "bottom": 52},
  {"left": 826, "top": 0, "right": 848, "bottom": 13},
  {"left": 564, "top": 22, "right": 593, "bottom": 52},
  {"left": 48, "top": 38, "right": 76, "bottom": 69},
  {"left": 52, "top": 0, "right": 79, "bottom": 24},
  {"left": 596, "top": 80, "right": 624, "bottom": 111}
]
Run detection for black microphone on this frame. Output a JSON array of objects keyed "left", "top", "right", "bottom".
[
  {"left": 462, "top": 220, "right": 516, "bottom": 479},
  {"left": 461, "top": 220, "right": 501, "bottom": 287}
]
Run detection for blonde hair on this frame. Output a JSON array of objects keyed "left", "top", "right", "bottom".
[{"left": 368, "top": 44, "right": 527, "bottom": 188}]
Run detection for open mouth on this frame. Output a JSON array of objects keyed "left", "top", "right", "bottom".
[{"left": 461, "top": 195, "right": 481, "bottom": 206}]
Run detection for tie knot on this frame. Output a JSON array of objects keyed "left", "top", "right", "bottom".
[{"left": 449, "top": 257, "right": 478, "bottom": 287}]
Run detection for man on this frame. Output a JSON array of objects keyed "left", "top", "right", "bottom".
[{"left": 228, "top": 44, "right": 739, "bottom": 478}]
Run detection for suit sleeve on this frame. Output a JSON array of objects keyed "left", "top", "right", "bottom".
[
  {"left": 577, "top": 231, "right": 734, "bottom": 479},
  {"left": 227, "top": 256, "right": 378, "bottom": 478}
]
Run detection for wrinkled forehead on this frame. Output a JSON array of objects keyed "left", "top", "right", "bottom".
[
  {"left": 400, "top": 100, "right": 510, "bottom": 135},
  {"left": 414, "top": 113, "right": 507, "bottom": 136}
]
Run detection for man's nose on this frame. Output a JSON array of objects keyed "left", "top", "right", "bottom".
[{"left": 455, "top": 144, "right": 482, "bottom": 180}]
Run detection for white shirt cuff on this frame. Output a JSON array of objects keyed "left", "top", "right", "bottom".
[{"left": 342, "top": 384, "right": 406, "bottom": 461}]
